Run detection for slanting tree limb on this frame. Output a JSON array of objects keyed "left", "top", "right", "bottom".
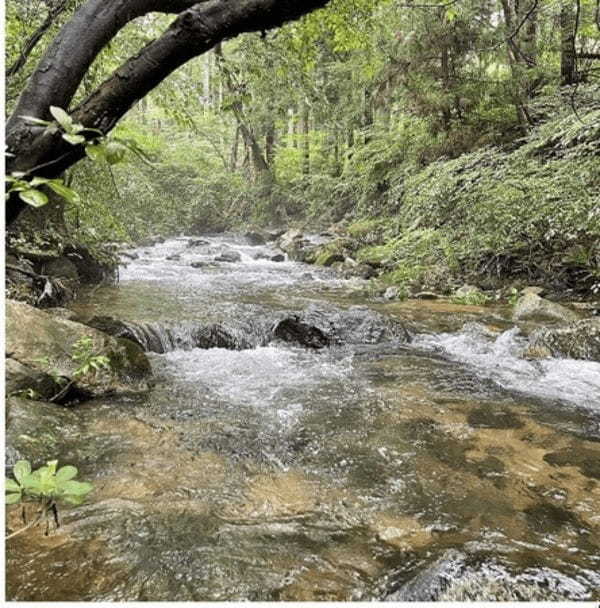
[
  {"left": 7, "top": 0, "right": 205, "bottom": 136},
  {"left": 6, "top": 0, "right": 330, "bottom": 226}
]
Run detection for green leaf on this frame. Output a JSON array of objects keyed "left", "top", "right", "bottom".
[
  {"left": 19, "top": 189, "right": 49, "bottom": 208},
  {"left": 85, "top": 144, "right": 106, "bottom": 162},
  {"left": 62, "top": 494, "right": 86, "bottom": 506},
  {"left": 62, "top": 133, "right": 86, "bottom": 145},
  {"left": 46, "top": 180, "right": 81, "bottom": 204},
  {"left": 46, "top": 460, "right": 58, "bottom": 475},
  {"left": 104, "top": 141, "right": 127, "bottom": 165},
  {"left": 49, "top": 106, "right": 73, "bottom": 130},
  {"left": 20, "top": 115, "right": 52, "bottom": 126},
  {"left": 13, "top": 461, "right": 31, "bottom": 484},
  {"left": 60, "top": 480, "right": 93, "bottom": 496},
  {"left": 5, "top": 479, "right": 21, "bottom": 492},
  {"left": 30, "top": 177, "right": 50, "bottom": 186},
  {"left": 6, "top": 493, "right": 22, "bottom": 505},
  {"left": 56, "top": 465, "right": 78, "bottom": 482}
]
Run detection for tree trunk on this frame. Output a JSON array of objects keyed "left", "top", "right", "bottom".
[
  {"left": 301, "top": 101, "right": 310, "bottom": 176},
  {"left": 560, "top": 1, "right": 578, "bottom": 85}
]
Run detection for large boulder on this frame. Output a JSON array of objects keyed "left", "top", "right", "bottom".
[
  {"left": 5, "top": 358, "right": 62, "bottom": 401},
  {"left": 215, "top": 251, "right": 242, "bottom": 263},
  {"left": 524, "top": 318, "right": 600, "bottom": 361},
  {"left": 277, "top": 229, "right": 303, "bottom": 251},
  {"left": 6, "top": 300, "right": 151, "bottom": 397},
  {"left": 244, "top": 231, "right": 267, "bottom": 246},
  {"left": 276, "top": 230, "right": 319, "bottom": 262},
  {"left": 42, "top": 256, "right": 80, "bottom": 281},
  {"left": 512, "top": 293, "right": 581, "bottom": 324}
]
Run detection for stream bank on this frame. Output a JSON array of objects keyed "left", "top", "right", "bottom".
[{"left": 5, "top": 233, "right": 600, "bottom": 601}]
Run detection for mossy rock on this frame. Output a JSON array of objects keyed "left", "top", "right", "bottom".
[
  {"left": 6, "top": 397, "right": 82, "bottom": 467},
  {"left": 6, "top": 299, "right": 152, "bottom": 397},
  {"left": 313, "top": 238, "right": 356, "bottom": 266}
]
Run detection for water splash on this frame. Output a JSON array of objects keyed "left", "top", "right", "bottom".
[{"left": 412, "top": 323, "right": 600, "bottom": 409}]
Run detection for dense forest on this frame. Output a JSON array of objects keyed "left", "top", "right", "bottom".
[
  {"left": 5, "top": 0, "right": 600, "bottom": 603},
  {"left": 6, "top": 0, "right": 599, "bottom": 301}
]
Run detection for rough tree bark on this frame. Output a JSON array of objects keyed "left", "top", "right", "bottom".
[{"left": 6, "top": 0, "right": 330, "bottom": 225}]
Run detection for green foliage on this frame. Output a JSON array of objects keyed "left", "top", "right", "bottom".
[
  {"left": 6, "top": 460, "right": 93, "bottom": 508},
  {"left": 5, "top": 173, "right": 80, "bottom": 208},
  {"left": 70, "top": 336, "right": 111, "bottom": 379},
  {"left": 6, "top": 459, "right": 93, "bottom": 540},
  {"left": 450, "top": 292, "right": 491, "bottom": 306}
]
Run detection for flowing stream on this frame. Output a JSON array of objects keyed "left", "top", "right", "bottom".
[{"left": 6, "top": 234, "right": 600, "bottom": 601}]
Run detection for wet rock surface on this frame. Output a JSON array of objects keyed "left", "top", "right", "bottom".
[
  {"left": 525, "top": 318, "right": 600, "bottom": 361},
  {"left": 513, "top": 292, "right": 582, "bottom": 323},
  {"left": 6, "top": 300, "right": 152, "bottom": 397}
]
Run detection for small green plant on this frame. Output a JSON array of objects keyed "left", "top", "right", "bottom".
[
  {"left": 17, "top": 336, "right": 112, "bottom": 403},
  {"left": 507, "top": 287, "right": 520, "bottom": 306},
  {"left": 450, "top": 291, "right": 491, "bottom": 306},
  {"left": 71, "top": 336, "right": 111, "bottom": 377},
  {"left": 49, "top": 335, "right": 112, "bottom": 402},
  {"left": 5, "top": 460, "right": 93, "bottom": 539},
  {"left": 9, "top": 388, "right": 41, "bottom": 400}
]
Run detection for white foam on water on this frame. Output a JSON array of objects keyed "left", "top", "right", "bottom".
[
  {"left": 413, "top": 324, "right": 600, "bottom": 409},
  {"left": 119, "top": 236, "right": 351, "bottom": 291},
  {"left": 158, "top": 344, "right": 355, "bottom": 413}
]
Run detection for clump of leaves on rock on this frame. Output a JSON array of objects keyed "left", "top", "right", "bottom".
[{"left": 5, "top": 460, "right": 93, "bottom": 539}]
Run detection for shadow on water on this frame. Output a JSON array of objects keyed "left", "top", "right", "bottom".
[{"left": 7, "top": 235, "right": 600, "bottom": 601}]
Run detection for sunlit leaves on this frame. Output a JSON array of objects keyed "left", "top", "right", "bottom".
[{"left": 6, "top": 459, "right": 93, "bottom": 507}]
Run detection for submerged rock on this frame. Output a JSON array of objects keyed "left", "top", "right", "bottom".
[
  {"left": 513, "top": 293, "right": 581, "bottom": 323},
  {"left": 386, "top": 549, "right": 589, "bottom": 601},
  {"left": 6, "top": 300, "right": 151, "bottom": 397},
  {"left": 215, "top": 251, "right": 242, "bottom": 263},
  {"left": 524, "top": 318, "right": 600, "bottom": 361},
  {"left": 186, "top": 238, "right": 209, "bottom": 247},
  {"left": 86, "top": 305, "right": 411, "bottom": 355},
  {"left": 244, "top": 231, "right": 266, "bottom": 246},
  {"left": 271, "top": 254, "right": 285, "bottom": 262}
]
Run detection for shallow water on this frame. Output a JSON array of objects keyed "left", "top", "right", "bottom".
[{"left": 6, "top": 234, "right": 600, "bottom": 601}]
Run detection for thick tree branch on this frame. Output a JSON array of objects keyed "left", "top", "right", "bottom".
[
  {"left": 7, "top": 0, "right": 204, "bottom": 134},
  {"left": 5, "top": 0, "right": 330, "bottom": 225}
]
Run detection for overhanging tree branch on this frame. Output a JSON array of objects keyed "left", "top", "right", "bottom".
[{"left": 6, "top": 0, "right": 331, "bottom": 225}]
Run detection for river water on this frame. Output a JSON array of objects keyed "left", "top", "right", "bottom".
[{"left": 6, "top": 234, "right": 600, "bottom": 601}]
